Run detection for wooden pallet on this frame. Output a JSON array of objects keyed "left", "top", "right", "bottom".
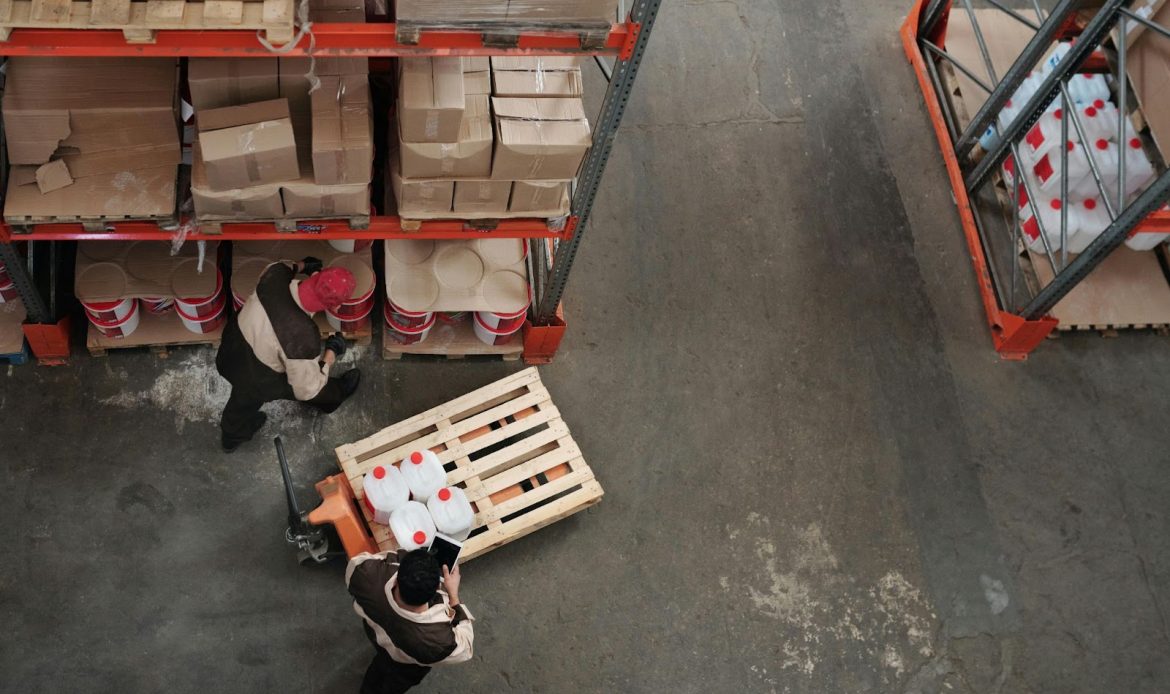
[
  {"left": 398, "top": 214, "right": 567, "bottom": 233},
  {"left": 395, "top": 19, "right": 610, "bottom": 49},
  {"left": 314, "top": 312, "right": 373, "bottom": 347},
  {"left": 0, "top": 0, "right": 295, "bottom": 44},
  {"left": 6, "top": 212, "right": 178, "bottom": 233},
  {"left": 197, "top": 214, "right": 370, "bottom": 234},
  {"left": 0, "top": 340, "right": 30, "bottom": 365},
  {"left": 87, "top": 308, "right": 222, "bottom": 357},
  {"left": 335, "top": 367, "right": 602, "bottom": 562},
  {"left": 383, "top": 319, "right": 522, "bottom": 361}
]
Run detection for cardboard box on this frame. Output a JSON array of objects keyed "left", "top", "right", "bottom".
[
  {"left": 188, "top": 59, "right": 280, "bottom": 111},
  {"left": 3, "top": 57, "right": 179, "bottom": 169},
  {"left": 391, "top": 161, "right": 454, "bottom": 214},
  {"left": 312, "top": 75, "right": 374, "bottom": 185},
  {"left": 197, "top": 99, "right": 300, "bottom": 191},
  {"left": 510, "top": 180, "right": 570, "bottom": 213},
  {"left": 1127, "top": 1, "right": 1170, "bottom": 155},
  {"left": 4, "top": 165, "right": 177, "bottom": 222},
  {"left": 190, "top": 145, "right": 284, "bottom": 219},
  {"left": 505, "top": 0, "right": 618, "bottom": 22},
  {"left": 491, "top": 97, "right": 591, "bottom": 180},
  {"left": 463, "top": 57, "right": 491, "bottom": 96},
  {"left": 491, "top": 56, "right": 583, "bottom": 98},
  {"left": 399, "top": 95, "right": 492, "bottom": 178},
  {"left": 394, "top": 0, "right": 506, "bottom": 23},
  {"left": 454, "top": 180, "right": 511, "bottom": 214},
  {"left": 282, "top": 179, "right": 371, "bottom": 217},
  {"left": 398, "top": 58, "right": 465, "bottom": 143}
]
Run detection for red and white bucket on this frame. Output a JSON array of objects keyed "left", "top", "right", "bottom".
[
  {"left": 90, "top": 299, "right": 141, "bottom": 339},
  {"left": 327, "top": 299, "right": 374, "bottom": 334},
  {"left": 176, "top": 299, "right": 226, "bottom": 334},
  {"left": 436, "top": 311, "right": 468, "bottom": 325},
  {"left": 141, "top": 297, "right": 175, "bottom": 314},
  {"left": 385, "top": 299, "right": 433, "bottom": 329},
  {"left": 175, "top": 269, "right": 225, "bottom": 318},
  {"left": 232, "top": 290, "right": 246, "bottom": 312},
  {"left": 0, "top": 280, "right": 18, "bottom": 303},
  {"left": 384, "top": 303, "right": 436, "bottom": 345},
  {"left": 328, "top": 239, "right": 374, "bottom": 253},
  {"left": 473, "top": 310, "right": 523, "bottom": 346},
  {"left": 476, "top": 305, "right": 528, "bottom": 333},
  {"left": 0, "top": 261, "right": 11, "bottom": 286},
  {"left": 82, "top": 297, "right": 136, "bottom": 323},
  {"left": 334, "top": 281, "right": 376, "bottom": 320}
]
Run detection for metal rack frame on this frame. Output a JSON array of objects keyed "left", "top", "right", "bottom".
[
  {"left": 902, "top": 0, "right": 1170, "bottom": 358},
  {"left": 0, "top": 6, "right": 660, "bottom": 362}
]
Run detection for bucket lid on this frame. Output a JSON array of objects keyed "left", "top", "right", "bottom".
[
  {"left": 385, "top": 306, "right": 437, "bottom": 334},
  {"left": 387, "top": 298, "right": 432, "bottom": 318},
  {"left": 174, "top": 267, "right": 223, "bottom": 304},
  {"left": 90, "top": 299, "right": 139, "bottom": 327},
  {"left": 327, "top": 254, "right": 376, "bottom": 302},
  {"left": 82, "top": 297, "right": 132, "bottom": 311}
]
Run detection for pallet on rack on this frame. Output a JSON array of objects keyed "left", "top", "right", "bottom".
[
  {"left": 197, "top": 214, "right": 371, "bottom": 234},
  {"left": 0, "top": 298, "right": 28, "bottom": 364},
  {"left": 335, "top": 367, "right": 603, "bottom": 562},
  {"left": 0, "top": 340, "right": 30, "bottom": 365},
  {"left": 0, "top": 0, "right": 295, "bottom": 44},
  {"left": 87, "top": 309, "right": 222, "bottom": 357},
  {"left": 395, "top": 19, "right": 611, "bottom": 49},
  {"left": 383, "top": 319, "right": 522, "bottom": 361},
  {"left": 314, "top": 312, "right": 373, "bottom": 347},
  {"left": 6, "top": 212, "right": 178, "bottom": 234}
]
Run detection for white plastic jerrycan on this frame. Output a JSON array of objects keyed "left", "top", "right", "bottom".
[
  {"left": 363, "top": 464, "right": 410, "bottom": 525},
  {"left": 390, "top": 501, "right": 437, "bottom": 551},
  {"left": 400, "top": 449, "right": 446, "bottom": 502},
  {"left": 428, "top": 486, "right": 475, "bottom": 541}
]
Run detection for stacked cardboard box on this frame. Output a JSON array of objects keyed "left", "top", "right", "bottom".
[
  {"left": 395, "top": 0, "right": 619, "bottom": 25},
  {"left": 393, "top": 56, "right": 589, "bottom": 219},
  {"left": 188, "top": 3, "right": 373, "bottom": 224},
  {"left": 2, "top": 58, "right": 181, "bottom": 222}
]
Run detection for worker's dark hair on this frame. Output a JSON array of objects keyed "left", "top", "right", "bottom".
[{"left": 397, "top": 549, "right": 441, "bottom": 607}]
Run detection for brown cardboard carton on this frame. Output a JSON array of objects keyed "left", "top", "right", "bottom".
[
  {"left": 398, "top": 58, "right": 465, "bottom": 143},
  {"left": 510, "top": 180, "right": 570, "bottom": 213},
  {"left": 1127, "top": 1, "right": 1170, "bottom": 155},
  {"left": 312, "top": 75, "right": 374, "bottom": 185},
  {"left": 491, "top": 56, "right": 583, "bottom": 98},
  {"left": 491, "top": 97, "right": 591, "bottom": 180},
  {"left": 400, "top": 95, "right": 492, "bottom": 178},
  {"left": 191, "top": 145, "right": 284, "bottom": 219},
  {"left": 188, "top": 59, "right": 280, "bottom": 111},
  {"left": 454, "top": 180, "right": 511, "bottom": 214},
  {"left": 463, "top": 57, "right": 491, "bottom": 96},
  {"left": 4, "top": 166, "right": 177, "bottom": 222},
  {"left": 197, "top": 99, "right": 300, "bottom": 191},
  {"left": 394, "top": 0, "right": 506, "bottom": 23},
  {"left": 391, "top": 161, "right": 454, "bottom": 214},
  {"left": 3, "top": 57, "right": 179, "bottom": 169},
  {"left": 282, "top": 179, "right": 371, "bottom": 217},
  {"left": 505, "top": 0, "right": 618, "bottom": 22}
]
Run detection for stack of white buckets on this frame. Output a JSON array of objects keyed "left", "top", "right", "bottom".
[
  {"left": 80, "top": 269, "right": 228, "bottom": 340},
  {"left": 363, "top": 449, "right": 475, "bottom": 551}
]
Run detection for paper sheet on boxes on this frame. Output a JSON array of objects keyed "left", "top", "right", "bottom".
[
  {"left": 231, "top": 241, "right": 374, "bottom": 302},
  {"left": 384, "top": 238, "right": 530, "bottom": 312},
  {"left": 74, "top": 241, "right": 221, "bottom": 302}
]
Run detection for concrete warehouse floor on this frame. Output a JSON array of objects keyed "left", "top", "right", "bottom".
[{"left": 3, "top": 1, "right": 1170, "bottom": 692}]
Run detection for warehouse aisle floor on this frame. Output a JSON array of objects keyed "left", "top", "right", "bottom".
[{"left": 4, "top": 1, "right": 1170, "bottom": 692}]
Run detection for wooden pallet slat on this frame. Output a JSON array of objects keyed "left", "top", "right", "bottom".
[
  {"left": 383, "top": 320, "right": 523, "bottom": 362},
  {"left": 335, "top": 367, "right": 602, "bottom": 562}
]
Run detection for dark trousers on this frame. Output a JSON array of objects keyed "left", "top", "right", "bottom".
[
  {"left": 361, "top": 650, "right": 429, "bottom": 694},
  {"left": 215, "top": 318, "right": 351, "bottom": 448}
]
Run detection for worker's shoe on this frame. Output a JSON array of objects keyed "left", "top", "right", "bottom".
[
  {"left": 339, "top": 368, "right": 361, "bottom": 399},
  {"left": 221, "top": 412, "right": 268, "bottom": 453}
]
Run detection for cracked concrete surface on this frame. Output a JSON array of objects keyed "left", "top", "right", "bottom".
[{"left": 2, "top": 0, "right": 1170, "bottom": 692}]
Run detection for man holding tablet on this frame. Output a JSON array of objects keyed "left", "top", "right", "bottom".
[{"left": 345, "top": 548, "right": 474, "bottom": 694}]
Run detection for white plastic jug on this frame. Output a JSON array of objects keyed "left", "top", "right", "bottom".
[
  {"left": 1125, "top": 231, "right": 1170, "bottom": 251},
  {"left": 363, "top": 464, "right": 410, "bottom": 525},
  {"left": 390, "top": 501, "right": 437, "bottom": 551},
  {"left": 1076, "top": 104, "right": 1116, "bottom": 144},
  {"left": 1043, "top": 42, "right": 1073, "bottom": 74},
  {"left": 1033, "top": 141, "right": 1090, "bottom": 195},
  {"left": 1023, "top": 111, "right": 1078, "bottom": 161},
  {"left": 1067, "top": 73, "right": 1110, "bottom": 105},
  {"left": 427, "top": 486, "right": 475, "bottom": 542},
  {"left": 1021, "top": 197, "right": 1072, "bottom": 252},
  {"left": 400, "top": 450, "right": 446, "bottom": 502},
  {"left": 1067, "top": 198, "right": 1111, "bottom": 253},
  {"left": 1121, "top": 137, "right": 1157, "bottom": 198}
]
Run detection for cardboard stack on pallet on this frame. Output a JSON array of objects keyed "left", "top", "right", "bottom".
[
  {"left": 188, "top": 2, "right": 374, "bottom": 228},
  {"left": 390, "top": 56, "right": 588, "bottom": 220},
  {"left": 2, "top": 58, "right": 181, "bottom": 225}
]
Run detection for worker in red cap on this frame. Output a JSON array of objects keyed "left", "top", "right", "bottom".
[{"left": 215, "top": 256, "right": 361, "bottom": 452}]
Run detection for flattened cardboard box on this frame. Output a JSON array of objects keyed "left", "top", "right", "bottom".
[
  {"left": 383, "top": 238, "right": 530, "bottom": 313},
  {"left": 3, "top": 57, "right": 179, "bottom": 170},
  {"left": 510, "top": 180, "right": 570, "bottom": 213},
  {"left": 191, "top": 144, "right": 284, "bottom": 220},
  {"left": 232, "top": 241, "right": 374, "bottom": 301},
  {"left": 400, "top": 95, "right": 492, "bottom": 179},
  {"left": 491, "top": 97, "right": 591, "bottom": 180},
  {"left": 312, "top": 75, "right": 374, "bottom": 185},
  {"left": 74, "top": 240, "right": 221, "bottom": 302},
  {"left": 188, "top": 59, "right": 280, "bottom": 111},
  {"left": 198, "top": 98, "right": 300, "bottom": 191},
  {"left": 491, "top": 56, "right": 583, "bottom": 98},
  {"left": 398, "top": 58, "right": 465, "bottom": 143},
  {"left": 4, "top": 166, "right": 177, "bottom": 221},
  {"left": 454, "top": 180, "right": 511, "bottom": 214},
  {"left": 390, "top": 160, "right": 454, "bottom": 214}
]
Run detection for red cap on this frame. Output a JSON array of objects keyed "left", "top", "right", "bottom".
[
  {"left": 410, "top": 451, "right": 423, "bottom": 464},
  {"left": 373, "top": 466, "right": 386, "bottom": 480},
  {"left": 1084, "top": 198, "right": 1097, "bottom": 210},
  {"left": 438, "top": 488, "right": 452, "bottom": 501},
  {"left": 297, "top": 267, "right": 356, "bottom": 313},
  {"left": 1051, "top": 199, "right": 1062, "bottom": 210},
  {"left": 1006, "top": 98, "right": 1013, "bottom": 107},
  {"left": 1054, "top": 108, "right": 1063, "bottom": 120},
  {"left": 413, "top": 531, "right": 427, "bottom": 545},
  {"left": 1131, "top": 138, "right": 1142, "bottom": 149},
  {"left": 1094, "top": 99, "right": 1105, "bottom": 109},
  {"left": 1096, "top": 139, "right": 1108, "bottom": 150},
  {"left": 1085, "top": 107, "right": 1097, "bottom": 117},
  {"left": 1067, "top": 140, "right": 1077, "bottom": 151}
]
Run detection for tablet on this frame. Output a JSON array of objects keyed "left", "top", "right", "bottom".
[{"left": 430, "top": 533, "right": 463, "bottom": 573}]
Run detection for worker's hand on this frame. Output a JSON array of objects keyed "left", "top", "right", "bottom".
[
  {"left": 300, "top": 256, "right": 324, "bottom": 276},
  {"left": 324, "top": 333, "right": 348, "bottom": 358},
  {"left": 442, "top": 564, "right": 461, "bottom": 604}
]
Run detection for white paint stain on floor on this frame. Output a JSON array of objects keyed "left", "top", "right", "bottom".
[{"left": 723, "top": 512, "right": 937, "bottom": 682}]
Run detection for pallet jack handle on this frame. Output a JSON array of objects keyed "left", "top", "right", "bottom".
[{"left": 274, "top": 436, "right": 304, "bottom": 532}]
